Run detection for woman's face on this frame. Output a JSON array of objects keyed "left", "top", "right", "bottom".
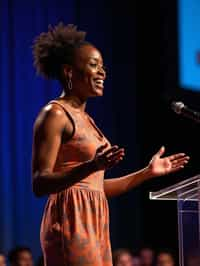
[{"left": 71, "top": 44, "right": 106, "bottom": 99}]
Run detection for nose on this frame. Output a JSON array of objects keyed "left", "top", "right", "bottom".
[{"left": 97, "top": 66, "right": 106, "bottom": 78}]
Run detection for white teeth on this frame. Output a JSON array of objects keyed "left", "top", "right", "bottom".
[{"left": 95, "top": 79, "right": 104, "bottom": 84}]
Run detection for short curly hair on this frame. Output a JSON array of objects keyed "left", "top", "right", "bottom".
[{"left": 32, "top": 22, "right": 91, "bottom": 80}]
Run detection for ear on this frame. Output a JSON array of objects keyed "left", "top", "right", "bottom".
[{"left": 62, "top": 64, "right": 72, "bottom": 79}]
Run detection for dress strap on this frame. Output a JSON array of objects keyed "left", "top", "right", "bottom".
[{"left": 48, "top": 100, "right": 76, "bottom": 141}]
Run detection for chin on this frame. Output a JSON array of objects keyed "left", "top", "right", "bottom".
[
  {"left": 97, "top": 90, "right": 103, "bottom": 96},
  {"left": 91, "top": 88, "right": 104, "bottom": 97}
]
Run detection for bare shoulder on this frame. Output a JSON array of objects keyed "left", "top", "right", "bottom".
[
  {"left": 34, "top": 103, "right": 66, "bottom": 131},
  {"left": 33, "top": 102, "right": 75, "bottom": 141}
]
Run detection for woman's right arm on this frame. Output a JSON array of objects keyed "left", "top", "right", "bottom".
[{"left": 32, "top": 104, "right": 98, "bottom": 197}]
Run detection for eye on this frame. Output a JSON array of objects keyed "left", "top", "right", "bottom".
[
  {"left": 89, "top": 63, "right": 98, "bottom": 68},
  {"left": 89, "top": 63, "right": 107, "bottom": 73}
]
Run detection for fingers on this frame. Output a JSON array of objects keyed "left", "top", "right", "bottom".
[
  {"left": 96, "top": 143, "right": 109, "bottom": 154},
  {"left": 107, "top": 150, "right": 125, "bottom": 168},
  {"left": 155, "top": 146, "right": 165, "bottom": 157},
  {"left": 168, "top": 153, "right": 188, "bottom": 161},
  {"left": 95, "top": 144, "right": 125, "bottom": 170},
  {"left": 171, "top": 156, "right": 189, "bottom": 168},
  {"left": 107, "top": 148, "right": 125, "bottom": 162},
  {"left": 171, "top": 156, "right": 190, "bottom": 164},
  {"left": 168, "top": 155, "right": 190, "bottom": 170},
  {"left": 156, "top": 147, "right": 190, "bottom": 163},
  {"left": 166, "top": 155, "right": 190, "bottom": 176},
  {"left": 96, "top": 144, "right": 124, "bottom": 157},
  {"left": 106, "top": 147, "right": 124, "bottom": 158},
  {"left": 104, "top": 145, "right": 120, "bottom": 156}
]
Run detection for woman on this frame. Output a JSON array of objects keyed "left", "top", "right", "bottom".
[{"left": 31, "top": 23, "right": 189, "bottom": 266}]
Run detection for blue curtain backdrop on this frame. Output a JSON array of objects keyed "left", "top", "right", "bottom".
[{"left": 0, "top": 0, "right": 141, "bottom": 261}]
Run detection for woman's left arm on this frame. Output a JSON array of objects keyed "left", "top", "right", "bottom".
[{"left": 104, "top": 146, "right": 189, "bottom": 197}]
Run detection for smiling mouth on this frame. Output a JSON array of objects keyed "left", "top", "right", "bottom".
[{"left": 94, "top": 79, "right": 104, "bottom": 88}]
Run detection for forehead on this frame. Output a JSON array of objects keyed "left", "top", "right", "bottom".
[{"left": 74, "top": 45, "right": 103, "bottom": 63}]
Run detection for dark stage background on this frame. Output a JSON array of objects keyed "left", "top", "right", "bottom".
[{"left": 0, "top": 0, "right": 200, "bottom": 262}]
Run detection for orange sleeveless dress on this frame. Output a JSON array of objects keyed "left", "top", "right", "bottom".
[{"left": 40, "top": 101, "right": 113, "bottom": 266}]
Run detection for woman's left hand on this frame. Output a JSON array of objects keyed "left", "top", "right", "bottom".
[{"left": 148, "top": 146, "right": 190, "bottom": 177}]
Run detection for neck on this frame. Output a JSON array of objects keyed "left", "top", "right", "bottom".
[{"left": 60, "top": 91, "right": 87, "bottom": 112}]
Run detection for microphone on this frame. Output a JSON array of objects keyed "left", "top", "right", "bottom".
[{"left": 171, "top": 101, "right": 200, "bottom": 123}]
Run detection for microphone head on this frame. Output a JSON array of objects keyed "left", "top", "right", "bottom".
[{"left": 171, "top": 101, "right": 185, "bottom": 114}]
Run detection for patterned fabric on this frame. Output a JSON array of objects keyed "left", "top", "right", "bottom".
[{"left": 40, "top": 101, "right": 112, "bottom": 266}]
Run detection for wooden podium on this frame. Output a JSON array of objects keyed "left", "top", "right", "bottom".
[{"left": 150, "top": 175, "right": 200, "bottom": 266}]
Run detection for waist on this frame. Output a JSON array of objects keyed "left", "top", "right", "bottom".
[
  {"left": 54, "top": 164, "right": 105, "bottom": 191},
  {"left": 70, "top": 181, "right": 104, "bottom": 192},
  {"left": 49, "top": 184, "right": 106, "bottom": 201}
]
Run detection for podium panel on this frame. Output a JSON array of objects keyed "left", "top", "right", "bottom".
[{"left": 150, "top": 175, "right": 200, "bottom": 266}]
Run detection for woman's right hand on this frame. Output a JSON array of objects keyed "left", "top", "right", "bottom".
[{"left": 93, "top": 143, "right": 125, "bottom": 170}]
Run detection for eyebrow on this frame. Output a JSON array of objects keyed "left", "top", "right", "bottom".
[{"left": 89, "top": 57, "right": 103, "bottom": 63}]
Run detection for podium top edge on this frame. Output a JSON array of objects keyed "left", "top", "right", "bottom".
[{"left": 149, "top": 174, "right": 200, "bottom": 200}]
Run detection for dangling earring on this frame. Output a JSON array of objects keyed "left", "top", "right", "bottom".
[{"left": 67, "top": 77, "right": 72, "bottom": 91}]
